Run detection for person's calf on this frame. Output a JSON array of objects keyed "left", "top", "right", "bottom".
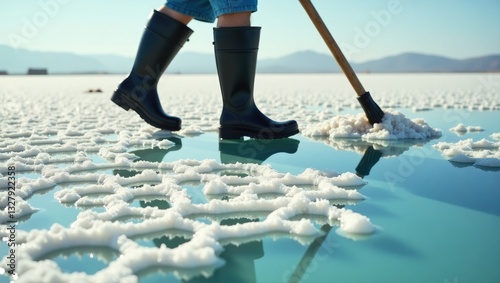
[
  {"left": 158, "top": 6, "right": 193, "bottom": 25},
  {"left": 217, "top": 12, "right": 251, "bottom": 27}
]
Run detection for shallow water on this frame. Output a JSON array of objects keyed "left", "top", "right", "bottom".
[
  {"left": 132, "top": 119, "right": 500, "bottom": 283},
  {"left": 1, "top": 74, "right": 499, "bottom": 283}
]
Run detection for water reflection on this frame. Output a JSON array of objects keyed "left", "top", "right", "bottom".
[
  {"left": 119, "top": 136, "right": 354, "bottom": 283},
  {"left": 37, "top": 246, "right": 120, "bottom": 275},
  {"left": 217, "top": 138, "right": 347, "bottom": 283},
  {"left": 309, "top": 137, "right": 435, "bottom": 178},
  {"left": 113, "top": 135, "right": 182, "bottom": 177},
  {"left": 182, "top": 219, "right": 264, "bottom": 283},
  {"left": 168, "top": 138, "right": 300, "bottom": 282},
  {"left": 219, "top": 138, "right": 300, "bottom": 164},
  {"left": 113, "top": 136, "right": 275, "bottom": 282},
  {"left": 449, "top": 160, "right": 500, "bottom": 172},
  {"left": 287, "top": 224, "right": 334, "bottom": 283},
  {"left": 131, "top": 135, "right": 183, "bottom": 163},
  {"left": 116, "top": 136, "right": 389, "bottom": 282},
  {"left": 355, "top": 146, "right": 383, "bottom": 178}
]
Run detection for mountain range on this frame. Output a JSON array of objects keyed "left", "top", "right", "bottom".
[{"left": 1, "top": 44, "right": 499, "bottom": 74}]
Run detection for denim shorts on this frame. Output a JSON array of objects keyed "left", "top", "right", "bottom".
[{"left": 165, "top": 0, "right": 258, "bottom": 23}]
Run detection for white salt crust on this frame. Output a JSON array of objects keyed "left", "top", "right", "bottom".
[
  {"left": 449, "top": 123, "right": 484, "bottom": 134},
  {"left": 1, "top": 74, "right": 499, "bottom": 282},
  {"left": 0, "top": 79, "right": 371, "bottom": 282},
  {"left": 301, "top": 110, "right": 442, "bottom": 140},
  {"left": 433, "top": 138, "right": 500, "bottom": 167},
  {"left": 1, "top": 157, "right": 370, "bottom": 282}
]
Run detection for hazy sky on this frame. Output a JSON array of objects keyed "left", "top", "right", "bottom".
[{"left": 1, "top": 0, "right": 499, "bottom": 62}]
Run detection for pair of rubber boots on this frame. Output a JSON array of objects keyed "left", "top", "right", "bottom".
[{"left": 111, "top": 10, "right": 298, "bottom": 139}]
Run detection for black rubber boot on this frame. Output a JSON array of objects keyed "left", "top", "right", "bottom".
[
  {"left": 214, "top": 27, "right": 299, "bottom": 139},
  {"left": 111, "top": 10, "right": 193, "bottom": 131}
]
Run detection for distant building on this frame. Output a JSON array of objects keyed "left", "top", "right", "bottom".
[
  {"left": 0, "top": 70, "right": 7, "bottom": 75},
  {"left": 28, "top": 68, "right": 48, "bottom": 75}
]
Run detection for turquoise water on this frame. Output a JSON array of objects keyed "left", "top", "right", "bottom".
[
  {"left": 1, "top": 108, "right": 499, "bottom": 283},
  {"left": 138, "top": 109, "right": 500, "bottom": 283}
]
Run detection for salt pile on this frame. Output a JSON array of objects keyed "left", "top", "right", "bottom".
[
  {"left": 449, "top": 123, "right": 484, "bottom": 134},
  {"left": 302, "top": 110, "right": 442, "bottom": 140},
  {"left": 433, "top": 137, "right": 500, "bottom": 168}
]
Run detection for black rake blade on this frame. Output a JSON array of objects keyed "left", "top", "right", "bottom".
[{"left": 357, "top": 91, "right": 385, "bottom": 125}]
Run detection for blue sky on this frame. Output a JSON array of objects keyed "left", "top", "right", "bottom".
[{"left": 1, "top": 0, "right": 499, "bottom": 62}]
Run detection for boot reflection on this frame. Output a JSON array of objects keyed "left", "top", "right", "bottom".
[
  {"left": 140, "top": 199, "right": 192, "bottom": 249},
  {"left": 113, "top": 136, "right": 182, "bottom": 178},
  {"left": 185, "top": 218, "right": 264, "bottom": 283},
  {"left": 219, "top": 138, "right": 300, "bottom": 164},
  {"left": 128, "top": 137, "right": 271, "bottom": 282},
  {"left": 117, "top": 135, "right": 185, "bottom": 246},
  {"left": 132, "top": 135, "right": 182, "bottom": 163},
  {"left": 177, "top": 138, "right": 302, "bottom": 282},
  {"left": 140, "top": 198, "right": 264, "bottom": 282}
]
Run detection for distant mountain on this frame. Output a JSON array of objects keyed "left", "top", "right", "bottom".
[
  {"left": 90, "top": 54, "right": 132, "bottom": 73},
  {"left": 354, "top": 53, "right": 457, "bottom": 73},
  {"left": 0, "top": 44, "right": 499, "bottom": 74},
  {"left": 260, "top": 51, "right": 500, "bottom": 73},
  {"left": 258, "top": 50, "right": 341, "bottom": 73},
  {"left": 169, "top": 52, "right": 217, "bottom": 73},
  {"left": 0, "top": 45, "right": 105, "bottom": 74},
  {"left": 354, "top": 53, "right": 500, "bottom": 73}
]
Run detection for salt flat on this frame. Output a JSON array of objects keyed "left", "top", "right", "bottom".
[{"left": 1, "top": 73, "right": 499, "bottom": 283}]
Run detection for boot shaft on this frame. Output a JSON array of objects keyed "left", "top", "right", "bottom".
[
  {"left": 214, "top": 27, "right": 299, "bottom": 140},
  {"left": 130, "top": 11, "right": 193, "bottom": 87},
  {"left": 112, "top": 11, "right": 191, "bottom": 131},
  {"left": 213, "top": 27, "right": 261, "bottom": 108}
]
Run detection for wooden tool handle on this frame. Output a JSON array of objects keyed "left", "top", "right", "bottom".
[{"left": 299, "top": 0, "right": 366, "bottom": 96}]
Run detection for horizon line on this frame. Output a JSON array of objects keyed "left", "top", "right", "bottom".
[{"left": 1, "top": 44, "right": 499, "bottom": 63}]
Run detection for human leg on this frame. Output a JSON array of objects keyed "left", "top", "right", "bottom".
[
  {"left": 158, "top": 5, "right": 193, "bottom": 25},
  {"left": 111, "top": 8, "right": 193, "bottom": 131},
  {"left": 212, "top": 5, "right": 299, "bottom": 139},
  {"left": 217, "top": 12, "right": 251, "bottom": 27}
]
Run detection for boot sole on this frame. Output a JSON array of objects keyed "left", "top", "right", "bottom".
[
  {"left": 219, "top": 125, "right": 299, "bottom": 140},
  {"left": 111, "top": 90, "right": 181, "bottom": 131}
]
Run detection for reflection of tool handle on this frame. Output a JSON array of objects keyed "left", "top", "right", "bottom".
[
  {"left": 355, "top": 146, "right": 383, "bottom": 178},
  {"left": 287, "top": 224, "right": 333, "bottom": 283}
]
